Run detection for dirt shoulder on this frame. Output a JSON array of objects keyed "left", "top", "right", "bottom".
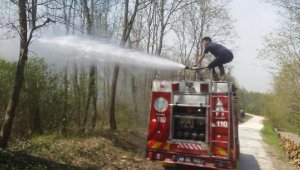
[
  {"left": 264, "top": 142, "right": 298, "bottom": 170},
  {"left": 0, "top": 131, "right": 163, "bottom": 170}
]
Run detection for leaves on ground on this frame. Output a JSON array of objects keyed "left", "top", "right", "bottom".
[{"left": 0, "top": 131, "right": 162, "bottom": 170}]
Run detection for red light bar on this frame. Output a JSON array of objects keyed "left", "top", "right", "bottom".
[
  {"left": 200, "top": 83, "right": 209, "bottom": 93},
  {"left": 172, "top": 83, "right": 179, "bottom": 92}
]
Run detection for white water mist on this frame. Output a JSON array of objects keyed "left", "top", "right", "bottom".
[{"left": 28, "top": 36, "right": 185, "bottom": 70}]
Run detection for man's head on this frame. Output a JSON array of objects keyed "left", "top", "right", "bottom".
[{"left": 201, "top": 37, "right": 212, "bottom": 46}]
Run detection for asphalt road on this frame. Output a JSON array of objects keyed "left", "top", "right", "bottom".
[{"left": 239, "top": 114, "right": 274, "bottom": 170}]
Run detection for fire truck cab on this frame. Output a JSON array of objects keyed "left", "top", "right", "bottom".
[{"left": 146, "top": 79, "right": 239, "bottom": 169}]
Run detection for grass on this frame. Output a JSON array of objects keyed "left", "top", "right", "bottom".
[{"left": 261, "top": 120, "right": 283, "bottom": 155}]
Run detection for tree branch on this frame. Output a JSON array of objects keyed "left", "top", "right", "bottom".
[{"left": 26, "top": 18, "right": 54, "bottom": 47}]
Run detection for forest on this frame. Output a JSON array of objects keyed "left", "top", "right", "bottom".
[{"left": 0, "top": 0, "right": 235, "bottom": 145}]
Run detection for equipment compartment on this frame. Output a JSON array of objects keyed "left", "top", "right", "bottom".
[{"left": 172, "top": 117, "right": 206, "bottom": 141}]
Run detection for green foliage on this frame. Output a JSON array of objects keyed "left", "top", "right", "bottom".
[
  {"left": 0, "top": 59, "right": 15, "bottom": 125},
  {"left": 116, "top": 103, "right": 136, "bottom": 131},
  {"left": 238, "top": 85, "right": 300, "bottom": 134},
  {"left": 0, "top": 59, "right": 15, "bottom": 89},
  {"left": 261, "top": 93, "right": 298, "bottom": 134},
  {"left": 237, "top": 88, "right": 265, "bottom": 115},
  {"left": 0, "top": 57, "right": 89, "bottom": 136},
  {"left": 261, "top": 120, "right": 282, "bottom": 154},
  {"left": 257, "top": 0, "right": 300, "bottom": 135},
  {"left": 0, "top": 56, "right": 151, "bottom": 138}
]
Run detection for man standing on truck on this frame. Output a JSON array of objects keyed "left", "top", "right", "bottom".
[{"left": 195, "top": 37, "right": 234, "bottom": 81}]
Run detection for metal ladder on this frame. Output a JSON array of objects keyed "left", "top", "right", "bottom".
[{"left": 208, "top": 71, "right": 233, "bottom": 158}]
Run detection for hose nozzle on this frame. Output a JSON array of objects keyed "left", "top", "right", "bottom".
[
  {"left": 184, "top": 65, "right": 208, "bottom": 70},
  {"left": 185, "top": 65, "right": 191, "bottom": 69},
  {"left": 185, "top": 65, "right": 200, "bottom": 70}
]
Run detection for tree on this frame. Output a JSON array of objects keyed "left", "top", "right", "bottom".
[
  {"left": 109, "top": 0, "right": 140, "bottom": 131},
  {"left": 79, "top": 0, "right": 99, "bottom": 133},
  {"left": 259, "top": 0, "right": 300, "bottom": 133},
  {"left": 171, "top": 0, "right": 235, "bottom": 79},
  {"left": 0, "top": 0, "right": 52, "bottom": 148},
  {"left": 261, "top": 0, "right": 299, "bottom": 67},
  {"left": 156, "top": 0, "right": 187, "bottom": 55},
  {"left": 62, "top": 0, "right": 74, "bottom": 34}
]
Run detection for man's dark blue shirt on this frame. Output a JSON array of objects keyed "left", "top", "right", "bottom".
[{"left": 204, "top": 42, "right": 231, "bottom": 58}]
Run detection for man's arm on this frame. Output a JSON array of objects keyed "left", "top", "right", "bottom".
[{"left": 196, "top": 53, "right": 206, "bottom": 66}]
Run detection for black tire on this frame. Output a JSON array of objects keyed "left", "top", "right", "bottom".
[
  {"left": 166, "top": 165, "right": 211, "bottom": 170},
  {"left": 163, "top": 165, "right": 177, "bottom": 170}
]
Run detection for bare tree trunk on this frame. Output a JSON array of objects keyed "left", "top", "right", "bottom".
[
  {"left": 62, "top": 0, "right": 74, "bottom": 34},
  {"left": 31, "top": 0, "right": 37, "bottom": 28},
  {"left": 109, "top": 0, "right": 129, "bottom": 131},
  {"left": 78, "top": 67, "right": 87, "bottom": 131},
  {"left": 0, "top": 0, "right": 28, "bottom": 148},
  {"left": 81, "top": 0, "right": 98, "bottom": 133},
  {"left": 61, "top": 66, "right": 68, "bottom": 135},
  {"left": 131, "top": 73, "right": 138, "bottom": 127},
  {"left": 146, "top": 2, "right": 155, "bottom": 53},
  {"left": 81, "top": 65, "right": 96, "bottom": 133},
  {"left": 91, "top": 86, "right": 98, "bottom": 131},
  {"left": 32, "top": 105, "right": 42, "bottom": 134},
  {"left": 81, "top": 0, "right": 93, "bottom": 35},
  {"left": 62, "top": 0, "right": 68, "bottom": 34},
  {"left": 157, "top": 0, "right": 165, "bottom": 55},
  {"left": 109, "top": 0, "right": 139, "bottom": 131},
  {"left": 82, "top": 93, "right": 91, "bottom": 133},
  {"left": 109, "top": 65, "right": 119, "bottom": 131},
  {"left": 72, "top": 0, "right": 77, "bottom": 34},
  {"left": 73, "top": 64, "right": 81, "bottom": 128},
  {"left": 103, "top": 66, "right": 110, "bottom": 113}
]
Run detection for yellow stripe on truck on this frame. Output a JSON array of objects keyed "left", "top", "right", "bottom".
[
  {"left": 152, "top": 142, "right": 162, "bottom": 149},
  {"left": 163, "top": 144, "right": 170, "bottom": 150},
  {"left": 148, "top": 140, "right": 170, "bottom": 150},
  {"left": 216, "top": 147, "right": 227, "bottom": 156}
]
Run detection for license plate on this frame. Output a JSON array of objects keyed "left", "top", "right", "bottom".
[{"left": 176, "top": 156, "right": 204, "bottom": 164}]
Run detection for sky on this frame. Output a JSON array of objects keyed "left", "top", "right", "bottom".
[{"left": 230, "top": 0, "right": 279, "bottom": 92}]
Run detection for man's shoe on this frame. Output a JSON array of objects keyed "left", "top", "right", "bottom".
[
  {"left": 220, "top": 75, "right": 226, "bottom": 81},
  {"left": 212, "top": 73, "right": 219, "bottom": 81}
]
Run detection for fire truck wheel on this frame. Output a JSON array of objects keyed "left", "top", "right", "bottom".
[{"left": 163, "top": 164, "right": 177, "bottom": 170}]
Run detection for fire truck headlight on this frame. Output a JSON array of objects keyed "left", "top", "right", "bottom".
[{"left": 154, "top": 97, "right": 168, "bottom": 112}]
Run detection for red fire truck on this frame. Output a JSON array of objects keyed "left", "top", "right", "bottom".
[{"left": 146, "top": 75, "right": 239, "bottom": 169}]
